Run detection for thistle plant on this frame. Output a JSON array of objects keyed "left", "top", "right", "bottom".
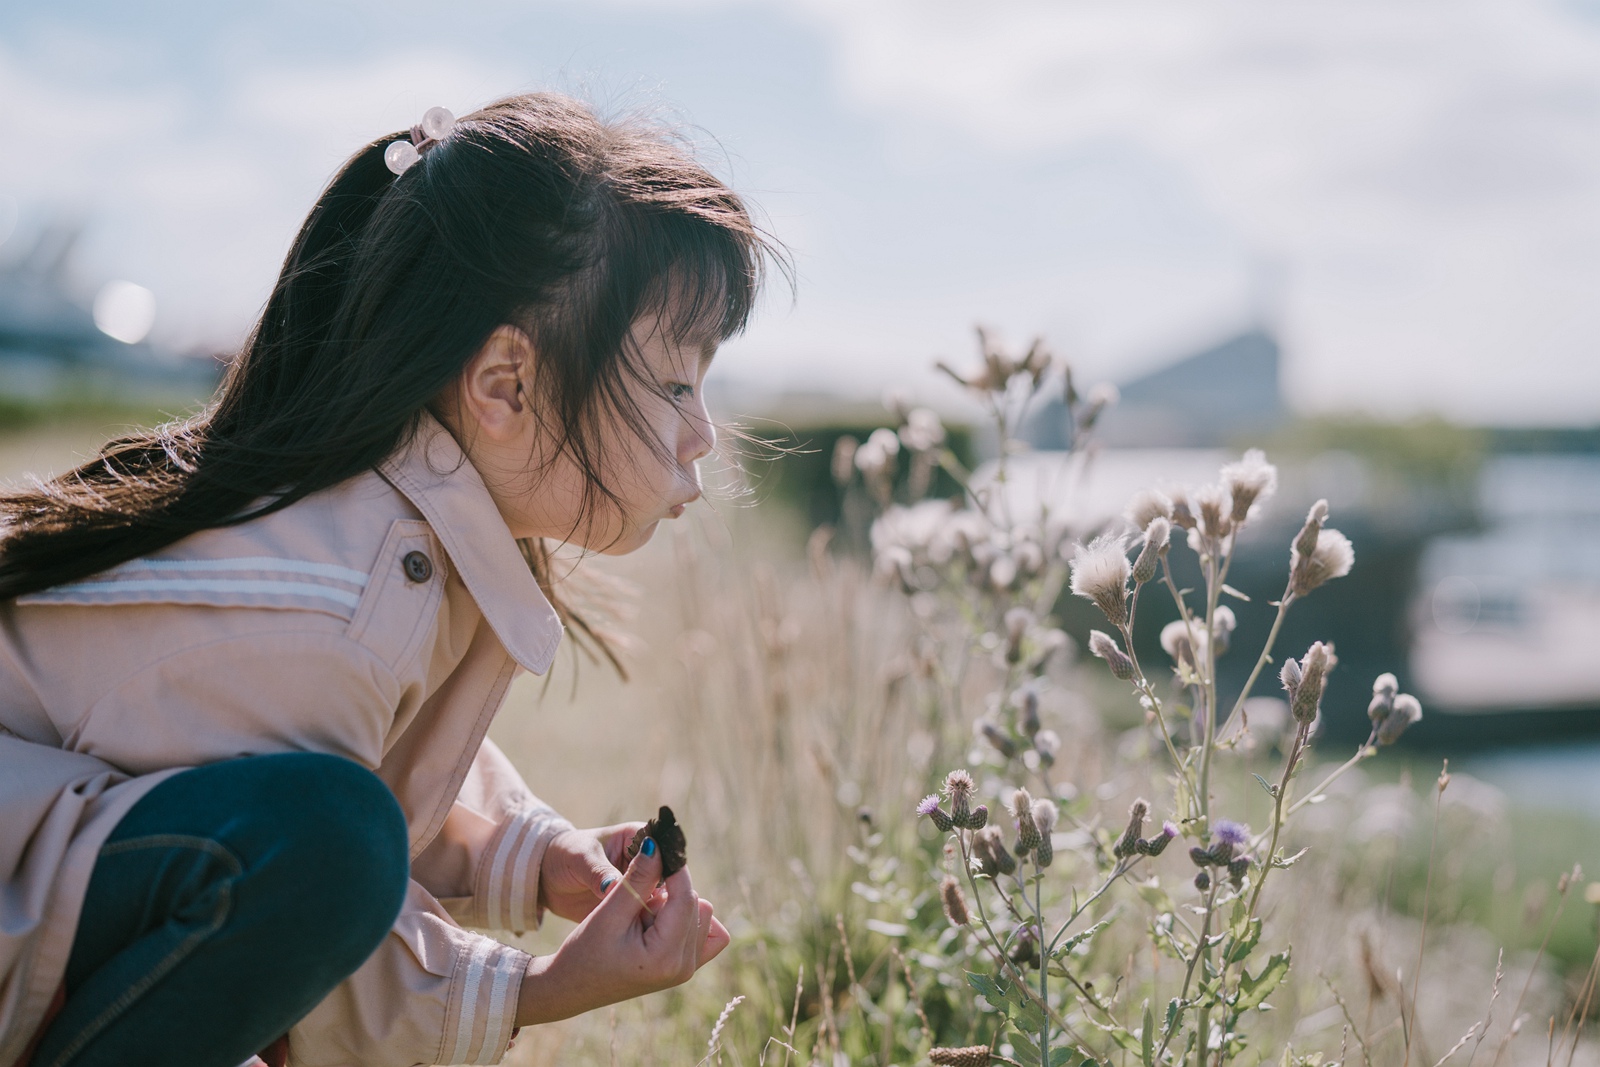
[{"left": 832, "top": 330, "right": 1427, "bottom": 1067}]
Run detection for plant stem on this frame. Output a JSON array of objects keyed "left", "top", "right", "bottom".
[
  {"left": 1037, "top": 871, "right": 1049, "bottom": 1067},
  {"left": 1214, "top": 589, "right": 1295, "bottom": 745}
]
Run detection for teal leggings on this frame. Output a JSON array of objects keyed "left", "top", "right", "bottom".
[{"left": 29, "top": 753, "right": 410, "bottom": 1067}]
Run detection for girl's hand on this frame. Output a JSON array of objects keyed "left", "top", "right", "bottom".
[
  {"left": 515, "top": 840, "right": 731, "bottom": 1026},
  {"left": 539, "top": 823, "right": 644, "bottom": 923}
]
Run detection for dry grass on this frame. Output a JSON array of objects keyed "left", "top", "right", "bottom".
[{"left": 488, "top": 503, "right": 1600, "bottom": 1067}]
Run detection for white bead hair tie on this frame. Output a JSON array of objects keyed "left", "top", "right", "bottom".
[{"left": 384, "top": 106, "right": 456, "bottom": 176}]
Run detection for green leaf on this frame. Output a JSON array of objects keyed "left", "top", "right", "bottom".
[
  {"left": 1049, "top": 1049, "right": 1077, "bottom": 1067},
  {"left": 1252, "top": 774, "right": 1279, "bottom": 798},
  {"left": 1012, "top": 1029, "right": 1042, "bottom": 1062},
  {"left": 1053, "top": 919, "right": 1112, "bottom": 960},
  {"left": 1234, "top": 952, "right": 1291, "bottom": 1013},
  {"left": 1093, "top": 1021, "right": 1142, "bottom": 1054},
  {"left": 966, "top": 971, "right": 1012, "bottom": 1014},
  {"left": 1271, "top": 847, "right": 1311, "bottom": 870},
  {"left": 1165, "top": 998, "right": 1184, "bottom": 1035},
  {"left": 1141, "top": 1001, "right": 1156, "bottom": 1067},
  {"left": 1014, "top": 999, "right": 1046, "bottom": 1033},
  {"left": 1224, "top": 917, "right": 1262, "bottom": 964}
]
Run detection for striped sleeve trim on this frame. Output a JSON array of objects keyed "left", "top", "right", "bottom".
[
  {"left": 477, "top": 805, "right": 574, "bottom": 934},
  {"left": 445, "top": 936, "right": 528, "bottom": 1065},
  {"left": 15, "top": 555, "right": 370, "bottom": 620}
]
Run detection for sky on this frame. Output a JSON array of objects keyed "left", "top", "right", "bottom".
[{"left": 2, "top": 0, "right": 1600, "bottom": 424}]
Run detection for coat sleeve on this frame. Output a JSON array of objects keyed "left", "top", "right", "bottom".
[
  {"left": 413, "top": 738, "right": 576, "bottom": 934},
  {"left": 286, "top": 882, "right": 532, "bottom": 1067},
  {"left": 289, "top": 742, "right": 573, "bottom": 1066}
]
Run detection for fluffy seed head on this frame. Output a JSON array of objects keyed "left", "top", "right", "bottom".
[
  {"left": 1194, "top": 483, "right": 1234, "bottom": 541},
  {"left": 1012, "top": 789, "right": 1041, "bottom": 853},
  {"left": 1170, "top": 489, "right": 1198, "bottom": 531},
  {"left": 1373, "top": 672, "right": 1399, "bottom": 698},
  {"left": 1089, "top": 629, "right": 1136, "bottom": 680},
  {"left": 1161, "top": 620, "right": 1205, "bottom": 671},
  {"left": 943, "top": 769, "right": 974, "bottom": 825},
  {"left": 1280, "top": 656, "right": 1302, "bottom": 697},
  {"left": 1376, "top": 693, "right": 1423, "bottom": 745},
  {"left": 1033, "top": 729, "right": 1060, "bottom": 762},
  {"left": 1070, "top": 534, "right": 1132, "bottom": 626},
  {"left": 1126, "top": 488, "right": 1174, "bottom": 531},
  {"left": 940, "top": 876, "right": 971, "bottom": 926},
  {"left": 1018, "top": 687, "right": 1041, "bottom": 737},
  {"left": 1221, "top": 449, "right": 1278, "bottom": 524},
  {"left": 1031, "top": 799, "right": 1059, "bottom": 836},
  {"left": 899, "top": 407, "right": 946, "bottom": 452},
  {"left": 1292, "top": 528, "right": 1355, "bottom": 598},
  {"left": 1212, "top": 605, "right": 1238, "bottom": 656}
]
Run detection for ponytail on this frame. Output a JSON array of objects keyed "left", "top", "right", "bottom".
[{"left": 0, "top": 93, "right": 779, "bottom": 666}]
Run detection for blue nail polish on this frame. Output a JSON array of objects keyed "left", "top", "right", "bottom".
[
  {"left": 641, "top": 837, "right": 657, "bottom": 857},
  {"left": 601, "top": 876, "right": 617, "bottom": 893}
]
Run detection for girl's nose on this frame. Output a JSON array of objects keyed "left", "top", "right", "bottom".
[{"left": 681, "top": 402, "right": 716, "bottom": 464}]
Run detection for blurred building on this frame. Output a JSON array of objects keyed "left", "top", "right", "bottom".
[{"left": 0, "top": 224, "right": 218, "bottom": 404}]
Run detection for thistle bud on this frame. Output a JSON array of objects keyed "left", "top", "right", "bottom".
[
  {"left": 1115, "top": 798, "right": 1149, "bottom": 858},
  {"left": 940, "top": 876, "right": 971, "bottom": 926},
  {"left": 1131, "top": 517, "right": 1171, "bottom": 585},
  {"left": 917, "top": 794, "right": 954, "bottom": 833},
  {"left": 1195, "top": 484, "right": 1233, "bottom": 541},
  {"left": 1293, "top": 499, "right": 1329, "bottom": 560},
  {"left": 930, "top": 1048, "right": 993, "bottom": 1067},
  {"left": 1003, "top": 607, "right": 1033, "bottom": 664},
  {"left": 1034, "top": 729, "right": 1060, "bottom": 767},
  {"left": 973, "top": 826, "right": 1015, "bottom": 876},
  {"left": 980, "top": 722, "right": 1017, "bottom": 760},
  {"left": 1291, "top": 642, "right": 1331, "bottom": 724},
  {"left": 1195, "top": 869, "right": 1211, "bottom": 892},
  {"left": 1368, "top": 672, "right": 1399, "bottom": 724},
  {"left": 1012, "top": 789, "right": 1040, "bottom": 854},
  {"left": 1088, "top": 629, "right": 1136, "bottom": 681},
  {"left": 831, "top": 436, "right": 859, "bottom": 487},
  {"left": 1190, "top": 845, "right": 1214, "bottom": 868},
  {"left": 944, "top": 769, "right": 975, "bottom": 827},
  {"left": 1019, "top": 687, "right": 1041, "bottom": 738},
  {"left": 1211, "top": 820, "right": 1249, "bottom": 867},
  {"left": 1228, "top": 855, "right": 1251, "bottom": 889},
  {"left": 964, "top": 804, "right": 990, "bottom": 830},
  {"left": 1009, "top": 923, "right": 1041, "bottom": 969},
  {"left": 1139, "top": 821, "right": 1179, "bottom": 856}
]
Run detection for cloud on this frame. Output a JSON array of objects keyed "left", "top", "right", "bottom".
[
  {"left": 0, "top": 36, "right": 526, "bottom": 352},
  {"left": 773, "top": 0, "right": 1600, "bottom": 420}
]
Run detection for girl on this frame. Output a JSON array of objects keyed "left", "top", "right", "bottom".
[{"left": 0, "top": 93, "right": 774, "bottom": 1066}]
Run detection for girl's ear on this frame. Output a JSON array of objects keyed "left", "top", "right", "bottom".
[{"left": 459, "top": 325, "right": 537, "bottom": 441}]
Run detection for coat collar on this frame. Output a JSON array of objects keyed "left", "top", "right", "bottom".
[{"left": 377, "top": 412, "right": 564, "bottom": 675}]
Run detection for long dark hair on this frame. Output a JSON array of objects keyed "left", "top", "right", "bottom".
[{"left": 0, "top": 94, "right": 777, "bottom": 654}]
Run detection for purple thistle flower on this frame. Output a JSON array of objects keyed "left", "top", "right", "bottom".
[
  {"left": 916, "top": 795, "right": 941, "bottom": 816},
  {"left": 1214, "top": 820, "right": 1249, "bottom": 848}
]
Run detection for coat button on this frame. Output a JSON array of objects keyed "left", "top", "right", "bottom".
[{"left": 402, "top": 551, "right": 433, "bottom": 583}]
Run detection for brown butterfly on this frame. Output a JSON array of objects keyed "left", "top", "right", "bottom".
[{"left": 626, "top": 805, "right": 687, "bottom": 878}]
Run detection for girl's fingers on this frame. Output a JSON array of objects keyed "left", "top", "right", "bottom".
[
  {"left": 594, "top": 837, "right": 661, "bottom": 928},
  {"left": 648, "top": 867, "right": 701, "bottom": 972},
  {"left": 700, "top": 911, "right": 731, "bottom": 966}
]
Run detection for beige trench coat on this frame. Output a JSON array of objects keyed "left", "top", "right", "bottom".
[{"left": 0, "top": 413, "right": 572, "bottom": 1066}]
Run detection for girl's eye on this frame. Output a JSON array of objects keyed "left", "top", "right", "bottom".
[{"left": 667, "top": 382, "right": 696, "bottom": 402}]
